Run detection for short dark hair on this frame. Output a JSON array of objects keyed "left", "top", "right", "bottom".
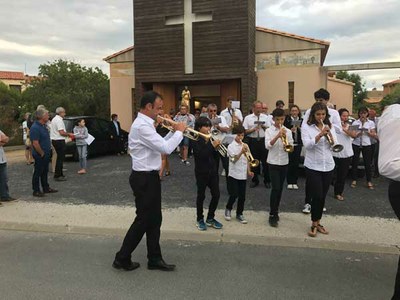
[
  {"left": 272, "top": 108, "right": 285, "bottom": 118},
  {"left": 307, "top": 102, "right": 332, "bottom": 127},
  {"left": 275, "top": 100, "right": 285, "bottom": 107},
  {"left": 357, "top": 106, "right": 369, "bottom": 118},
  {"left": 140, "top": 91, "right": 162, "bottom": 108},
  {"left": 338, "top": 108, "right": 349, "bottom": 117},
  {"left": 194, "top": 116, "right": 212, "bottom": 131},
  {"left": 314, "top": 88, "right": 330, "bottom": 101},
  {"left": 289, "top": 104, "right": 302, "bottom": 118},
  {"left": 75, "top": 118, "right": 85, "bottom": 126},
  {"left": 232, "top": 125, "right": 245, "bottom": 135},
  {"left": 111, "top": 114, "right": 117, "bottom": 119}
]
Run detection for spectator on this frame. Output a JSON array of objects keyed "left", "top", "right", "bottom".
[
  {"left": 0, "top": 130, "right": 17, "bottom": 204},
  {"left": 276, "top": 100, "right": 285, "bottom": 110},
  {"left": 109, "top": 114, "right": 124, "bottom": 155},
  {"left": 22, "top": 112, "right": 33, "bottom": 165},
  {"left": 73, "top": 119, "right": 89, "bottom": 174}
]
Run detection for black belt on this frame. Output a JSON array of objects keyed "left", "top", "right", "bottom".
[{"left": 132, "top": 170, "right": 159, "bottom": 175}]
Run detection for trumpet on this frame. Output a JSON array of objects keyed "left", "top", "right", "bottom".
[
  {"left": 279, "top": 124, "right": 294, "bottom": 153},
  {"left": 242, "top": 143, "right": 260, "bottom": 168},
  {"left": 157, "top": 116, "right": 211, "bottom": 142},
  {"left": 209, "top": 131, "right": 228, "bottom": 157},
  {"left": 319, "top": 119, "right": 343, "bottom": 153}
]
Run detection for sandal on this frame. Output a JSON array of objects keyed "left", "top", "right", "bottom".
[
  {"left": 316, "top": 224, "right": 329, "bottom": 235},
  {"left": 335, "top": 195, "right": 344, "bottom": 201},
  {"left": 367, "top": 183, "right": 374, "bottom": 190},
  {"left": 350, "top": 181, "right": 357, "bottom": 188},
  {"left": 308, "top": 226, "right": 317, "bottom": 237}
]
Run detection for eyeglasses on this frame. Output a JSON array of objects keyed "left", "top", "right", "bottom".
[{"left": 209, "top": 110, "right": 217, "bottom": 112}]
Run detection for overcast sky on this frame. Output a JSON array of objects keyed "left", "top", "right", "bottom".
[{"left": 1, "top": 0, "right": 399, "bottom": 89}]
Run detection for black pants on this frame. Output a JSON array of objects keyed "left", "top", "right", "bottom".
[
  {"left": 32, "top": 153, "right": 50, "bottom": 193},
  {"left": 269, "top": 164, "right": 288, "bottom": 216},
  {"left": 371, "top": 142, "right": 379, "bottom": 176},
  {"left": 351, "top": 145, "right": 372, "bottom": 182},
  {"left": 305, "top": 168, "right": 333, "bottom": 222},
  {"left": 52, "top": 140, "right": 66, "bottom": 178},
  {"left": 226, "top": 176, "right": 246, "bottom": 215},
  {"left": 333, "top": 157, "right": 352, "bottom": 196},
  {"left": 304, "top": 177, "right": 311, "bottom": 205},
  {"left": 116, "top": 171, "right": 162, "bottom": 263},
  {"left": 248, "top": 137, "right": 270, "bottom": 184},
  {"left": 389, "top": 180, "right": 400, "bottom": 299},
  {"left": 287, "top": 145, "right": 301, "bottom": 184},
  {"left": 196, "top": 173, "right": 220, "bottom": 221}
]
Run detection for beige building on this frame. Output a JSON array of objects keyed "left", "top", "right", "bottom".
[
  {"left": 383, "top": 78, "right": 400, "bottom": 96},
  {"left": 0, "top": 71, "right": 26, "bottom": 93},
  {"left": 105, "top": 27, "right": 354, "bottom": 129}
]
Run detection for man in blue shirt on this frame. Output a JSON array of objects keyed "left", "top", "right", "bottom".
[{"left": 30, "top": 109, "right": 58, "bottom": 197}]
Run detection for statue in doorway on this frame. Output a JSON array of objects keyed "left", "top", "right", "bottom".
[{"left": 181, "top": 86, "right": 191, "bottom": 111}]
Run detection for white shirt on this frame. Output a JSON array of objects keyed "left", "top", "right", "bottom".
[
  {"left": 220, "top": 108, "right": 243, "bottom": 127},
  {"left": 301, "top": 123, "right": 338, "bottom": 172},
  {"left": 0, "top": 130, "right": 7, "bottom": 164},
  {"left": 302, "top": 107, "right": 341, "bottom": 134},
  {"left": 50, "top": 115, "right": 66, "bottom": 140},
  {"left": 332, "top": 128, "right": 354, "bottom": 159},
  {"left": 129, "top": 112, "right": 183, "bottom": 171},
  {"left": 243, "top": 113, "right": 272, "bottom": 139},
  {"left": 22, "top": 121, "right": 28, "bottom": 140},
  {"left": 227, "top": 140, "right": 248, "bottom": 180},
  {"left": 265, "top": 126, "right": 293, "bottom": 165},
  {"left": 378, "top": 104, "right": 400, "bottom": 181},
  {"left": 209, "top": 114, "right": 230, "bottom": 143},
  {"left": 352, "top": 119, "right": 375, "bottom": 147}
]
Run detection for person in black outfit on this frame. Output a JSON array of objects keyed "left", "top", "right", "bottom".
[{"left": 109, "top": 113, "right": 124, "bottom": 155}]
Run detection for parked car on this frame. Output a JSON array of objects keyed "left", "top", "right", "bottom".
[{"left": 63, "top": 116, "right": 128, "bottom": 160}]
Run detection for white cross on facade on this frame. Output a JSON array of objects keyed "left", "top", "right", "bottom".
[{"left": 165, "top": 0, "right": 213, "bottom": 74}]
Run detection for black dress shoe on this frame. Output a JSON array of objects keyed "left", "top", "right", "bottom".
[
  {"left": 264, "top": 182, "right": 271, "bottom": 189},
  {"left": 250, "top": 182, "right": 259, "bottom": 188},
  {"left": 54, "top": 177, "right": 67, "bottom": 182},
  {"left": 269, "top": 215, "right": 278, "bottom": 227},
  {"left": 148, "top": 259, "right": 176, "bottom": 271},
  {"left": 44, "top": 188, "right": 58, "bottom": 193},
  {"left": 112, "top": 259, "right": 140, "bottom": 271},
  {"left": 33, "top": 192, "right": 45, "bottom": 197},
  {"left": 1, "top": 197, "right": 18, "bottom": 202}
]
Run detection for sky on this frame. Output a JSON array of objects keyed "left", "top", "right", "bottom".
[{"left": 0, "top": 0, "right": 399, "bottom": 90}]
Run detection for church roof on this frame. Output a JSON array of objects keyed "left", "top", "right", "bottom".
[
  {"left": 382, "top": 79, "right": 400, "bottom": 86},
  {"left": 103, "top": 46, "right": 135, "bottom": 62},
  {"left": 0, "top": 71, "right": 25, "bottom": 80}
]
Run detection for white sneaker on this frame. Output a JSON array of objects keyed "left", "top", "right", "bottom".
[
  {"left": 323, "top": 207, "right": 327, "bottom": 212},
  {"left": 221, "top": 169, "right": 226, "bottom": 176},
  {"left": 302, "top": 204, "right": 311, "bottom": 214},
  {"left": 224, "top": 209, "right": 231, "bottom": 221},
  {"left": 287, "top": 184, "right": 293, "bottom": 189},
  {"left": 292, "top": 184, "right": 299, "bottom": 190}
]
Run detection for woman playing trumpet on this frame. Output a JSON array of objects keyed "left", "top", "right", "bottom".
[{"left": 301, "top": 102, "right": 338, "bottom": 237}]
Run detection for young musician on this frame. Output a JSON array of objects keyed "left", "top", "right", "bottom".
[
  {"left": 265, "top": 108, "right": 294, "bottom": 227},
  {"left": 332, "top": 109, "right": 357, "bottom": 200},
  {"left": 302, "top": 102, "right": 338, "bottom": 237},
  {"left": 192, "top": 116, "right": 223, "bottom": 231},
  {"left": 224, "top": 125, "right": 254, "bottom": 224},
  {"left": 284, "top": 105, "right": 303, "bottom": 189},
  {"left": 174, "top": 104, "right": 195, "bottom": 166},
  {"left": 351, "top": 107, "right": 377, "bottom": 189},
  {"left": 243, "top": 101, "right": 272, "bottom": 188},
  {"left": 114, "top": 91, "right": 186, "bottom": 272}
]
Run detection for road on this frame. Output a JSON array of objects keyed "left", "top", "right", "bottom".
[
  {"left": 0, "top": 230, "right": 397, "bottom": 300},
  {"left": 6, "top": 152, "right": 396, "bottom": 219}
]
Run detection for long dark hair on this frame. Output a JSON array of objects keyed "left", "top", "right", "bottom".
[{"left": 307, "top": 102, "right": 331, "bottom": 127}]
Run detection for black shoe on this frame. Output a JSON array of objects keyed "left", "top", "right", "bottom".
[
  {"left": 250, "top": 182, "right": 259, "bottom": 188},
  {"left": 54, "top": 177, "right": 67, "bottom": 182},
  {"left": 1, "top": 197, "right": 18, "bottom": 202},
  {"left": 269, "top": 215, "right": 278, "bottom": 227},
  {"left": 112, "top": 259, "right": 140, "bottom": 271},
  {"left": 264, "top": 182, "right": 271, "bottom": 189},
  {"left": 44, "top": 188, "right": 58, "bottom": 193},
  {"left": 148, "top": 259, "right": 176, "bottom": 271},
  {"left": 33, "top": 191, "right": 45, "bottom": 197}
]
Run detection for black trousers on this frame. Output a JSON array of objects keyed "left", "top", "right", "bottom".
[
  {"left": 226, "top": 176, "right": 247, "bottom": 215},
  {"left": 389, "top": 180, "right": 400, "bottom": 299},
  {"left": 248, "top": 137, "right": 270, "bottom": 183},
  {"left": 269, "top": 164, "right": 288, "bottom": 216},
  {"left": 196, "top": 173, "right": 220, "bottom": 221},
  {"left": 351, "top": 145, "right": 372, "bottom": 182},
  {"left": 371, "top": 142, "right": 379, "bottom": 176},
  {"left": 287, "top": 145, "right": 301, "bottom": 184},
  {"left": 116, "top": 171, "right": 162, "bottom": 262},
  {"left": 333, "top": 157, "right": 352, "bottom": 196},
  {"left": 305, "top": 168, "right": 333, "bottom": 222},
  {"left": 32, "top": 153, "right": 50, "bottom": 193},
  {"left": 52, "top": 140, "right": 66, "bottom": 178},
  {"left": 304, "top": 177, "right": 312, "bottom": 205}
]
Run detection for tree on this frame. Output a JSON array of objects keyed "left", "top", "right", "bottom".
[
  {"left": 22, "top": 59, "right": 110, "bottom": 119},
  {"left": 380, "top": 85, "right": 400, "bottom": 111},
  {"left": 335, "top": 71, "right": 368, "bottom": 111},
  {"left": 0, "top": 82, "right": 22, "bottom": 144}
]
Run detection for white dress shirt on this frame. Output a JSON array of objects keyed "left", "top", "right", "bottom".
[
  {"left": 227, "top": 140, "right": 248, "bottom": 180},
  {"left": 265, "top": 125, "right": 293, "bottom": 165},
  {"left": 129, "top": 113, "right": 183, "bottom": 171},
  {"left": 302, "top": 107, "right": 341, "bottom": 133},
  {"left": 378, "top": 104, "right": 400, "bottom": 181},
  {"left": 209, "top": 114, "right": 230, "bottom": 143},
  {"left": 50, "top": 115, "right": 66, "bottom": 140},
  {"left": 301, "top": 123, "right": 338, "bottom": 172},
  {"left": 352, "top": 119, "right": 375, "bottom": 147},
  {"left": 243, "top": 113, "right": 272, "bottom": 139},
  {"left": 332, "top": 128, "right": 354, "bottom": 159},
  {"left": 220, "top": 108, "right": 243, "bottom": 126},
  {"left": 22, "top": 120, "right": 28, "bottom": 140}
]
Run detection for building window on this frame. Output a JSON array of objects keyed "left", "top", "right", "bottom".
[{"left": 288, "top": 81, "right": 294, "bottom": 106}]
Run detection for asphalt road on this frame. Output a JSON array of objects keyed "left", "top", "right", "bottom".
[
  {"left": 0, "top": 230, "right": 396, "bottom": 300},
  {"left": 6, "top": 152, "right": 396, "bottom": 219}
]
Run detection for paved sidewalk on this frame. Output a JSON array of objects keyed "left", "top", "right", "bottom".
[{"left": 0, "top": 201, "right": 399, "bottom": 254}]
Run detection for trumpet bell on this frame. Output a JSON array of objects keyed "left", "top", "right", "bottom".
[
  {"left": 331, "top": 144, "right": 344, "bottom": 153},
  {"left": 284, "top": 145, "right": 294, "bottom": 153},
  {"left": 250, "top": 159, "right": 260, "bottom": 168}
]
